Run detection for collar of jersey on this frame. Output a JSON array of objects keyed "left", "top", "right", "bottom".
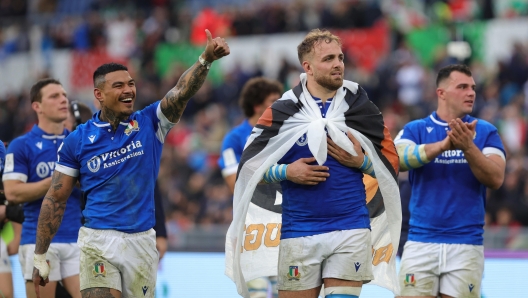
[
  {"left": 92, "top": 111, "right": 131, "bottom": 128},
  {"left": 430, "top": 111, "right": 471, "bottom": 126},
  {"left": 31, "top": 124, "right": 66, "bottom": 139}
]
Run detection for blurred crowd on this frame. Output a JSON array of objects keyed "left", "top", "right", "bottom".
[{"left": 1, "top": 0, "right": 528, "bottom": 250}]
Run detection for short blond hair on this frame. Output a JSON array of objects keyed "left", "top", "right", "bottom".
[{"left": 297, "top": 29, "right": 342, "bottom": 65}]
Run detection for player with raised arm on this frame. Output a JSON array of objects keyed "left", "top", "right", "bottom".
[
  {"left": 31, "top": 29, "right": 229, "bottom": 298},
  {"left": 395, "top": 64, "right": 506, "bottom": 298},
  {"left": 2, "top": 79, "right": 82, "bottom": 298}
]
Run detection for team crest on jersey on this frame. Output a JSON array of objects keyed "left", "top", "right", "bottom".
[
  {"left": 36, "top": 142, "right": 43, "bottom": 150},
  {"left": 287, "top": 266, "right": 301, "bottom": 281},
  {"left": 93, "top": 262, "right": 106, "bottom": 277},
  {"left": 296, "top": 133, "right": 308, "bottom": 146},
  {"left": 124, "top": 120, "right": 140, "bottom": 136},
  {"left": 404, "top": 273, "right": 415, "bottom": 286}
]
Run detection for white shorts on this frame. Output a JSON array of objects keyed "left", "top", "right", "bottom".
[
  {"left": 399, "top": 240, "right": 484, "bottom": 298},
  {"left": 278, "top": 229, "right": 373, "bottom": 291},
  {"left": 19, "top": 243, "right": 80, "bottom": 281},
  {"left": 78, "top": 227, "right": 158, "bottom": 298},
  {"left": 0, "top": 239, "right": 12, "bottom": 273}
]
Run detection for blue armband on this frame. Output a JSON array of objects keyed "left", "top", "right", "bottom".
[
  {"left": 263, "top": 164, "right": 289, "bottom": 183},
  {"left": 359, "top": 155, "right": 376, "bottom": 178}
]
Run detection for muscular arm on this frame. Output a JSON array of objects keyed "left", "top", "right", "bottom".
[
  {"left": 449, "top": 118, "right": 505, "bottom": 189},
  {"left": 3, "top": 177, "right": 52, "bottom": 204},
  {"left": 462, "top": 146, "right": 505, "bottom": 189},
  {"left": 34, "top": 171, "right": 77, "bottom": 254},
  {"left": 160, "top": 29, "right": 229, "bottom": 123},
  {"left": 424, "top": 137, "right": 452, "bottom": 161},
  {"left": 160, "top": 60, "right": 210, "bottom": 123}
]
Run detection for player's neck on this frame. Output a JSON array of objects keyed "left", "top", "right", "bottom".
[
  {"left": 100, "top": 106, "right": 126, "bottom": 131},
  {"left": 436, "top": 107, "right": 466, "bottom": 122},
  {"left": 38, "top": 119, "right": 64, "bottom": 135},
  {"left": 248, "top": 115, "right": 259, "bottom": 127},
  {"left": 306, "top": 79, "right": 336, "bottom": 104}
]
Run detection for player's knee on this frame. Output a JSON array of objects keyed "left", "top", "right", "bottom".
[{"left": 324, "top": 286, "right": 361, "bottom": 298}]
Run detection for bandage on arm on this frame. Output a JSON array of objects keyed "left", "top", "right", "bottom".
[
  {"left": 396, "top": 143, "right": 430, "bottom": 171},
  {"left": 33, "top": 253, "right": 50, "bottom": 279}
]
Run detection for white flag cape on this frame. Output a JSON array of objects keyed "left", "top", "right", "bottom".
[{"left": 225, "top": 74, "right": 401, "bottom": 297}]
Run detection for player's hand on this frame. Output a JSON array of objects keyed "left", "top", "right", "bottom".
[
  {"left": 202, "top": 29, "right": 230, "bottom": 62},
  {"left": 32, "top": 264, "right": 50, "bottom": 298},
  {"left": 286, "top": 157, "right": 329, "bottom": 185},
  {"left": 448, "top": 118, "right": 477, "bottom": 152},
  {"left": 327, "top": 132, "right": 364, "bottom": 168},
  {"left": 439, "top": 134, "right": 454, "bottom": 151}
]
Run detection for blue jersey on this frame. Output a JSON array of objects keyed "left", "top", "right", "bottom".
[
  {"left": 55, "top": 102, "right": 174, "bottom": 233},
  {"left": 395, "top": 112, "right": 505, "bottom": 245},
  {"left": 218, "top": 120, "right": 253, "bottom": 177},
  {"left": 2, "top": 125, "right": 82, "bottom": 245},
  {"left": 0, "top": 141, "right": 5, "bottom": 173},
  {"left": 277, "top": 97, "right": 370, "bottom": 239}
]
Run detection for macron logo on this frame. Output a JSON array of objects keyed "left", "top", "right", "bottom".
[
  {"left": 36, "top": 142, "right": 42, "bottom": 150},
  {"left": 88, "top": 135, "right": 96, "bottom": 143},
  {"left": 354, "top": 262, "right": 361, "bottom": 272},
  {"left": 426, "top": 127, "right": 434, "bottom": 133},
  {"left": 142, "top": 286, "right": 148, "bottom": 295}
]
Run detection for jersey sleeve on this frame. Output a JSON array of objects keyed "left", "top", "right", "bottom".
[
  {"left": 0, "top": 141, "right": 5, "bottom": 173},
  {"left": 394, "top": 121, "right": 421, "bottom": 146},
  {"left": 482, "top": 124, "right": 506, "bottom": 161},
  {"left": 218, "top": 131, "right": 242, "bottom": 178},
  {"left": 2, "top": 137, "right": 30, "bottom": 182},
  {"left": 55, "top": 132, "right": 81, "bottom": 177},
  {"left": 139, "top": 101, "right": 176, "bottom": 144}
]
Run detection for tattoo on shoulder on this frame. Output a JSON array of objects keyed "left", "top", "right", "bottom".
[{"left": 81, "top": 288, "right": 117, "bottom": 298}]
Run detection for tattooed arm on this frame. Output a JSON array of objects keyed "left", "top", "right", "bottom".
[
  {"left": 34, "top": 171, "right": 76, "bottom": 253},
  {"left": 160, "top": 29, "right": 230, "bottom": 123},
  {"left": 32, "top": 171, "right": 77, "bottom": 292}
]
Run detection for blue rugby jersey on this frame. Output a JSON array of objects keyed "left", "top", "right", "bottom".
[
  {"left": 218, "top": 120, "right": 253, "bottom": 177},
  {"left": 55, "top": 101, "right": 174, "bottom": 233},
  {"left": 395, "top": 112, "right": 505, "bottom": 245},
  {"left": 2, "top": 125, "right": 82, "bottom": 245},
  {"left": 278, "top": 96, "right": 370, "bottom": 239},
  {"left": 0, "top": 141, "right": 5, "bottom": 173}
]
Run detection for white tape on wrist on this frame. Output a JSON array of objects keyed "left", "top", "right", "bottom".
[{"left": 33, "top": 253, "right": 50, "bottom": 279}]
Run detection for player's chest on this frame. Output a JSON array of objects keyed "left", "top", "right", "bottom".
[
  {"left": 79, "top": 125, "right": 153, "bottom": 174},
  {"left": 28, "top": 140, "right": 63, "bottom": 179}
]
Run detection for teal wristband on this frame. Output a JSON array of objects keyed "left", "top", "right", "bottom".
[{"left": 263, "top": 164, "right": 289, "bottom": 183}]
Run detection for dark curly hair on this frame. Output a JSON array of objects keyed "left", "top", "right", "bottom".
[{"left": 239, "top": 77, "right": 283, "bottom": 118}]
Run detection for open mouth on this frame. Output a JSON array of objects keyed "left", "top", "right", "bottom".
[{"left": 119, "top": 97, "right": 133, "bottom": 103}]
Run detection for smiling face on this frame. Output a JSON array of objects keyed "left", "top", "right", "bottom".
[
  {"left": 94, "top": 70, "right": 136, "bottom": 117},
  {"left": 438, "top": 71, "right": 476, "bottom": 117},
  {"left": 304, "top": 40, "right": 344, "bottom": 91},
  {"left": 33, "top": 83, "right": 69, "bottom": 123}
]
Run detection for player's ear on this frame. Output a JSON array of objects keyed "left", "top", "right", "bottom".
[
  {"left": 436, "top": 88, "right": 444, "bottom": 100},
  {"left": 31, "top": 101, "right": 41, "bottom": 114},
  {"left": 94, "top": 88, "right": 103, "bottom": 102},
  {"left": 302, "top": 61, "right": 312, "bottom": 75}
]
